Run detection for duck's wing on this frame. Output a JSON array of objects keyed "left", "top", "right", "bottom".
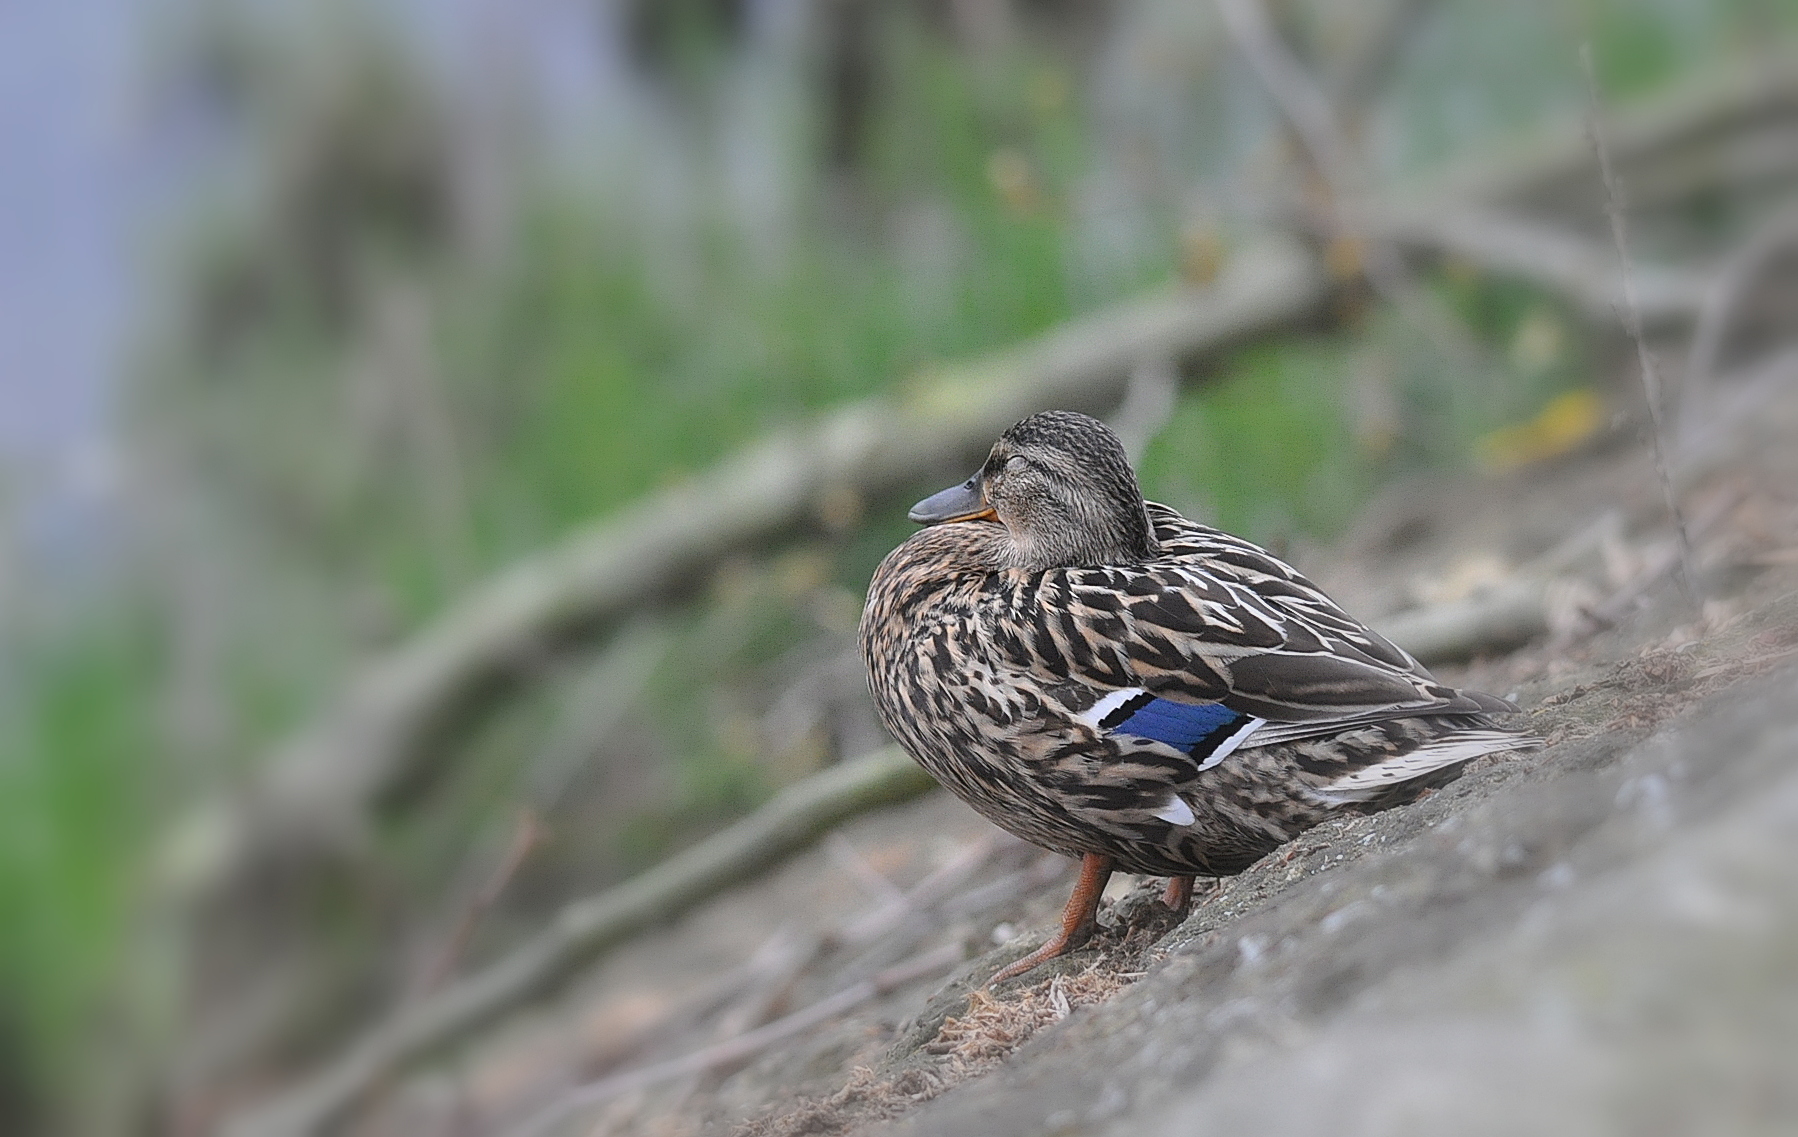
[{"left": 985, "top": 503, "right": 1513, "bottom": 727}]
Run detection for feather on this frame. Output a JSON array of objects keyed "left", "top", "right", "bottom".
[
  {"left": 1153, "top": 795, "right": 1197, "bottom": 825},
  {"left": 1242, "top": 708, "right": 1464, "bottom": 748},
  {"left": 1310, "top": 730, "right": 1538, "bottom": 805},
  {"left": 1074, "top": 689, "right": 1267, "bottom": 771},
  {"left": 1103, "top": 695, "right": 1240, "bottom": 749},
  {"left": 980, "top": 504, "right": 1515, "bottom": 725},
  {"left": 1072, "top": 687, "right": 1149, "bottom": 730},
  {"left": 1194, "top": 715, "right": 1265, "bottom": 771}
]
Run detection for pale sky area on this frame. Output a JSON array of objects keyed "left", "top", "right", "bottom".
[{"left": 0, "top": 0, "right": 139, "bottom": 468}]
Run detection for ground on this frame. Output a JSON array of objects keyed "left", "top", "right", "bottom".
[{"left": 346, "top": 369, "right": 1798, "bottom": 1137}]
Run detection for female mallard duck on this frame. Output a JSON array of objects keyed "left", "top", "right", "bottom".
[{"left": 859, "top": 410, "right": 1536, "bottom": 984}]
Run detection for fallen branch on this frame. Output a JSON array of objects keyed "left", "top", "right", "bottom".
[
  {"left": 551, "top": 834, "right": 1020, "bottom": 1114},
  {"left": 1422, "top": 47, "right": 1798, "bottom": 210},
  {"left": 160, "top": 235, "right": 1328, "bottom": 904},
  {"left": 1374, "top": 578, "right": 1551, "bottom": 665},
  {"left": 504, "top": 943, "right": 966, "bottom": 1137},
  {"left": 1366, "top": 201, "right": 1712, "bottom": 326},
  {"left": 218, "top": 747, "right": 937, "bottom": 1137}
]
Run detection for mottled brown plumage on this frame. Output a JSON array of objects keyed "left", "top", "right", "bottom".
[{"left": 859, "top": 411, "right": 1536, "bottom": 982}]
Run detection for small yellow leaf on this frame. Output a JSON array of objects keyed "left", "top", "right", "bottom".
[{"left": 1476, "top": 389, "right": 1606, "bottom": 471}]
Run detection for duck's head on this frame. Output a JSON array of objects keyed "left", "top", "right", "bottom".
[{"left": 908, "top": 410, "right": 1158, "bottom": 571}]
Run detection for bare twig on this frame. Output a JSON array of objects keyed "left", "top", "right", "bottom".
[
  {"left": 826, "top": 832, "right": 909, "bottom": 909},
  {"left": 661, "top": 930, "right": 823, "bottom": 1110},
  {"left": 218, "top": 747, "right": 937, "bottom": 1137},
  {"left": 1213, "top": 0, "right": 1491, "bottom": 374},
  {"left": 523, "top": 616, "right": 674, "bottom": 811},
  {"left": 1539, "top": 477, "right": 1742, "bottom": 637},
  {"left": 1681, "top": 204, "right": 1798, "bottom": 446},
  {"left": 590, "top": 834, "right": 1014, "bottom": 1098},
  {"left": 416, "top": 810, "right": 544, "bottom": 996},
  {"left": 1214, "top": 0, "right": 1360, "bottom": 201},
  {"left": 1581, "top": 43, "right": 1698, "bottom": 608},
  {"left": 1329, "top": 0, "right": 1440, "bottom": 119},
  {"left": 426, "top": 836, "right": 1020, "bottom": 1131},
  {"left": 835, "top": 834, "right": 1015, "bottom": 948},
  {"left": 575, "top": 836, "right": 1022, "bottom": 1126},
  {"left": 939, "top": 850, "right": 1070, "bottom": 923},
  {"left": 1369, "top": 486, "right": 1726, "bottom": 664},
  {"left": 502, "top": 943, "right": 965, "bottom": 1137},
  {"left": 564, "top": 926, "right": 821, "bottom": 1093}
]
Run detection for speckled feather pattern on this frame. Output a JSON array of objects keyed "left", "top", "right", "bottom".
[{"left": 860, "top": 499, "right": 1531, "bottom": 878}]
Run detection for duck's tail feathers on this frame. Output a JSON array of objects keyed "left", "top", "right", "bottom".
[
  {"left": 1311, "top": 730, "right": 1541, "bottom": 806},
  {"left": 1243, "top": 689, "right": 1522, "bottom": 751}
]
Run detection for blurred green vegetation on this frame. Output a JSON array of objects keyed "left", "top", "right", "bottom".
[
  {"left": 0, "top": 615, "right": 156, "bottom": 1126},
  {"left": 2, "top": 0, "right": 1795, "bottom": 1129}
]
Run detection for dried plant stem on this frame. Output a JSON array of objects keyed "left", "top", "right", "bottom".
[
  {"left": 417, "top": 809, "right": 544, "bottom": 996},
  {"left": 1581, "top": 43, "right": 1698, "bottom": 608}
]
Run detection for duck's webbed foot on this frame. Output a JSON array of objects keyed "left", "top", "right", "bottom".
[{"left": 986, "top": 853, "right": 1113, "bottom": 986}]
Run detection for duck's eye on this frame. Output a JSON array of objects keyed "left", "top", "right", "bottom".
[{"left": 1004, "top": 455, "right": 1030, "bottom": 475}]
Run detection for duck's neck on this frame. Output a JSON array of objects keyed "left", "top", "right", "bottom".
[{"left": 1001, "top": 503, "right": 1158, "bottom": 573}]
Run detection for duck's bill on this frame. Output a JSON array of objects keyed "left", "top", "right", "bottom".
[{"left": 908, "top": 477, "right": 997, "bottom": 525}]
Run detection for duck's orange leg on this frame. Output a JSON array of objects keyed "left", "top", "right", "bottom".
[
  {"left": 1161, "top": 874, "right": 1194, "bottom": 912},
  {"left": 987, "top": 853, "right": 1113, "bottom": 986}
]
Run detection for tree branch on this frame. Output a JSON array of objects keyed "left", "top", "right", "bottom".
[
  {"left": 1329, "top": 0, "right": 1440, "bottom": 121},
  {"left": 1423, "top": 48, "right": 1798, "bottom": 210},
  {"left": 217, "top": 747, "right": 937, "bottom": 1137},
  {"left": 1364, "top": 200, "right": 1713, "bottom": 326}
]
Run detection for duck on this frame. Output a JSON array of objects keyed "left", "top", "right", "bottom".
[{"left": 858, "top": 410, "right": 1537, "bottom": 984}]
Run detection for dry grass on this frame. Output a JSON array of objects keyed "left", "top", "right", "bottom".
[
  {"left": 734, "top": 963, "right": 1134, "bottom": 1137},
  {"left": 926, "top": 969, "right": 1132, "bottom": 1080},
  {"left": 731, "top": 1065, "right": 942, "bottom": 1137}
]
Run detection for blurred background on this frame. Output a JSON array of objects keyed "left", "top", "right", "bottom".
[{"left": 2, "top": 0, "right": 1795, "bottom": 1132}]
